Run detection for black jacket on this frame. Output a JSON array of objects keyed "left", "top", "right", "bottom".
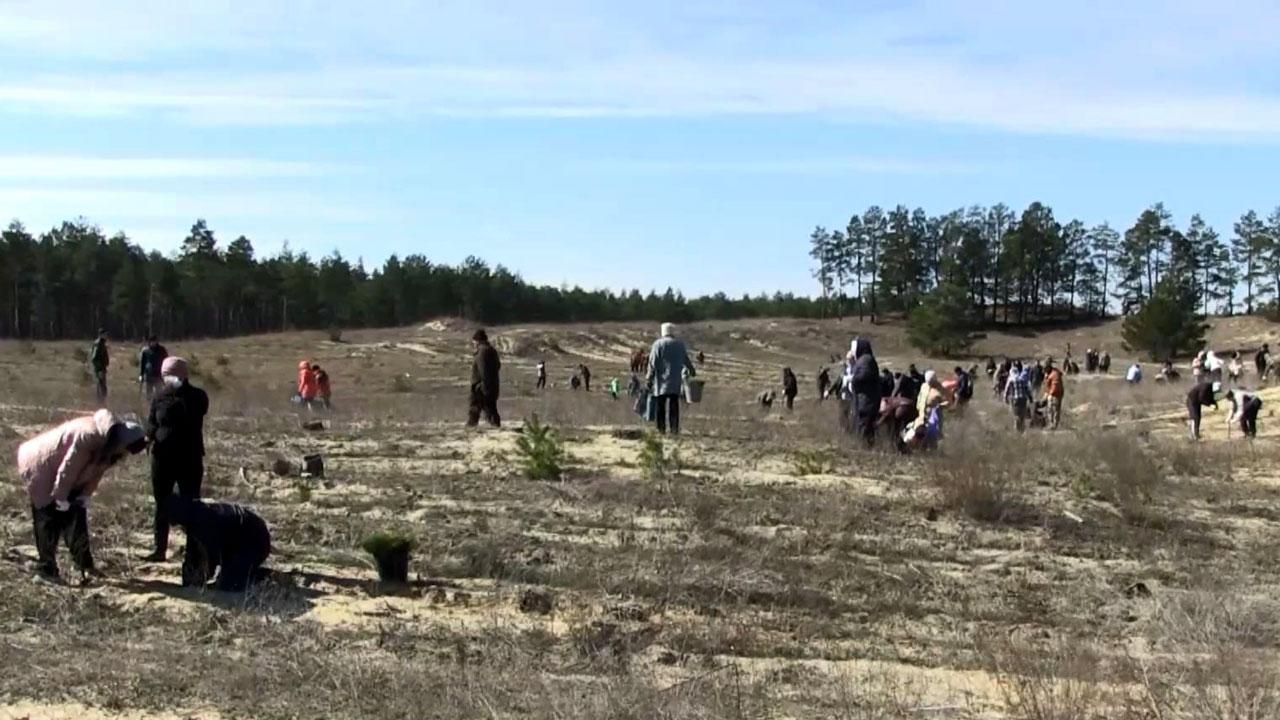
[
  {"left": 166, "top": 498, "right": 271, "bottom": 589},
  {"left": 471, "top": 342, "right": 502, "bottom": 397},
  {"left": 147, "top": 381, "right": 209, "bottom": 460},
  {"left": 850, "top": 340, "right": 882, "bottom": 417},
  {"left": 139, "top": 344, "right": 168, "bottom": 379},
  {"left": 90, "top": 338, "right": 109, "bottom": 371},
  {"left": 782, "top": 370, "right": 798, "bottom": 397},
  {"left": 1187, "top": 382, "right": 1218, "bottom": 409}
]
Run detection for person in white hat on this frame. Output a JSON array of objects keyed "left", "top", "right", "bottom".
[
  {"left": 16, "top": 409, "right": 147, "bottom": 581},
  {"left": 144, "top": 356, "right": 210, "bottom": 562}
]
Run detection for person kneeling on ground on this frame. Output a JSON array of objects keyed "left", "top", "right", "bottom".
[
  {"left": 164, "top": 496, "right": 272, "bottom": 592},
  {"left": 1186, "top": 380, "right": 1220, "bottom": 441},
  {"left": 17, "top": 410, "right": 147, "bottom": 582},
  {"left": 1225, "top": 388, "right": 1263, "bottom": 438}
]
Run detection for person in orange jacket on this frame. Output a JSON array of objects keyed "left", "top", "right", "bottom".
[
  {"left": 1043, "top": 359, "right": 1065, "bottom": 430},
  {"left": 296, "top": 360, "right": 319, "bottom": 409}
]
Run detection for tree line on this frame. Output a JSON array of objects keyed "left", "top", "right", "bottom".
[
  {"left": 808, "top": 202, "right": 1280, "bottom": 323},
  {"left": 0, "top": 218, "right": 827, "bottom": 341}
]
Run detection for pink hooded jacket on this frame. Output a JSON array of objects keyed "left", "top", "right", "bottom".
[{"left": 17, "top": 409, "right": 122, "bottom": 509}]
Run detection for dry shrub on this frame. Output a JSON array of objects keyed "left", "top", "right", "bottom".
[
  {"left": 986, "top": 634, "right": 1111, "bottom": 720},
  {"left": 1127, "top": 591, "right": 1280, "bottom": 719},
  {"left": 1090, "top": 432, "right": 1162, "bottom": 521},
  {"left": 928, "top": 445, "right": 1024, "bottom": 523}
]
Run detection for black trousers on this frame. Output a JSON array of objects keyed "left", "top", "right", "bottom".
[
  {"left": 655, "top": 394, "right": 681, "bottom": 435},
  {"left": 153, "top": 455, "right": 204, "bottom": 556},
  {"left": 94, "top": 370, "right": 108, "bottom": 403},
  {"left": 784, "top": 392, "right": 796, "bottom": 410},
  {"left": 467, "top": 386, "right": 501, "bottom": 427},
  {"left": 536, "top": 375, "right": 546, "bottom": 389},
  {"left": 32, "top": 503, "right": 93, "bottom": 577},
  {"left": 1242, "top": 397, "right": 1263, "bottom": 437}
]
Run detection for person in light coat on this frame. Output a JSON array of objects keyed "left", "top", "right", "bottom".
[
  {"left": 647, "top": 323, "right": 696, "bottom": 435},
  {"left": 16, "top": 409, "right": 147, "bottom": 581}
]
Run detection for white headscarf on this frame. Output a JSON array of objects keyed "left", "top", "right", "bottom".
[{"left": 661, "top": 322, "right": 675, "bottom": 338}]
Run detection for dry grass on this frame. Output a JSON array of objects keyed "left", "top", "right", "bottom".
[{"left": 1, "top": 319, "right": 1279, "bottom": 718}]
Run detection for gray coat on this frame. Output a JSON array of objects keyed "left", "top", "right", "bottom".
[{"left": 647, "top": 336, "right": 695, "bottom": 397}]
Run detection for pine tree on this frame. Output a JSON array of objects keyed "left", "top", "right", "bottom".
[
  {"left": 1088, "top": 223, "right": 1120, "bottom": 317},
  {"left": 906, "top": 281, "right": 976, "bottom": 357},
  {"left": 808, "top": 226, "right": 834, "bottom": 315},
  {"left": 861, "top": 206, "right": 886, "bottom": 318},
  {"left": 1121, "top": 275, "right": 1208, "bottom": 361},
  {"left": 1234, "top": 211, "right": 1269, "bottom": 314}
]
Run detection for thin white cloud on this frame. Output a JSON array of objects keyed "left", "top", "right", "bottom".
[
  {"left": 595, "top": 155, "right": 986, "bottom": 176},
  {"left": 0, "top": 155, "right": 329, "bottom": 180},
  {"left": 1, "top": 1, "right": 1279, "bottom": 140},
  {"left": 0, "top": 187, "right": 367, "bottom": 224}
]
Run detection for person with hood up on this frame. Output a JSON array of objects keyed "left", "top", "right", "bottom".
[
  {"left": 647, "top": 323, "right": 696, "bottom": 435},
  {"left": 89, "top": 329, "right": 110, "bottom": 405},
  {"left": 138, "top": 335, "right": 169, "bottom": 400},
  {"left": 164, "top": 496, "right": 271, "bottom": 592},
  {"left": 848, "top": 338, "right": 882, "bottom": 447},
  {"left": 1043, "top": 359, "right": 1065, "bottom": 430},
  {"left": 17, "top": 409, "right": 147, "bottom": 581},
  {"left": 817, "top": 366, "right": 831, "bottom": 401},
  {"left": 781, "top": 367, "right": 799, "bottom": 411},
  {"left": 1187, "top": 380, "right": 1220, "bottom": 440},
  {"left": 296, "top": 360, "right": 318, "bottom": 408},
  {"left": 144, "top": 356, "right": 210, "bottom": 562},
  {"left": 468, "top": 329, "right": 502, "bottom": 427},
  {"left": 1004, "top": 361, "right": 1032, "bottom": 433}
]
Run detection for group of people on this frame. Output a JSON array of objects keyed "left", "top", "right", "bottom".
[
  {"left": 294, "top": 361, "right": 332, "bottom": 409},
  {"left": 19, "top": 348, "right": 272, "bottom": 589}
]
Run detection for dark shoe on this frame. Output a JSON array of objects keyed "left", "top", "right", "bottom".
[
  {"left": 35, "top": 566, "right": 62, "bottom": 584},
  {"left": 141, "top": 551, "right": 166, "bottom": 562}
]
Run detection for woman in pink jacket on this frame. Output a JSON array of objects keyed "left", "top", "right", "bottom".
[{"left": 16, "top": 409, "right": 147, "bottom": 582}]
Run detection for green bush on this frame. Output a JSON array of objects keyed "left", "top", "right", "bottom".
[
  {"left": 515, "top": 414, "right": 568, "bottom": 481},
  {"left": 361, "top": 531, "right": 415, "bottom": 557},
  {"left": 792, "top": 449, "right": 834, "bottom": 476}
]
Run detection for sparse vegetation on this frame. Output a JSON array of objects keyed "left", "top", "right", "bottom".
[
  {"left": 638, "top": 431, "right": 680, "bottom": 480},
  {"left": 791, "top": 448, "right": 835, "bottom": 476},
  {"left": 361, "top": 531, "right": 415, "bottom": 583}
]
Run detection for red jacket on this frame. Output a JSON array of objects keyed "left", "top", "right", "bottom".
[{"left": 298, "top": 362, "right": 318, "bottom": 400}]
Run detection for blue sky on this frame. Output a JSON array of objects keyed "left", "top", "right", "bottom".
[{"left": 2, "top": 0, "right": 1279, "bottom": 296}]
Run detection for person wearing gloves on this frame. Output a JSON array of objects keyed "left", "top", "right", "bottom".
[
  {"left": 1186, "top": 380, "right": 1220, "bottom": 441},
  {"left": 144, "top": 356, "right": 210, "bottom": 562},
  {"left": 646, "top": 323, "right": 696, "bottom": 435},
  {"left": 849, "top": 338, "right": 882, "bottom": 447},
  {"left": 164, "top": 496, "right": 271, "bottom": 592},
  {"left": 1225, "top": 388, "right": 1264, "bottom": 439},
  {"left": 16, "top": 409, "right": 147, "bottom": 581}
]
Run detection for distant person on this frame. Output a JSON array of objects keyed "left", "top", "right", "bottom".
[
  {"left": 1256, "top": 343, "right": 1271, "bottom": 379},
  {"left": 994, "top": 359, "right": 1011, "bottom": 397},
  {"left": 1191, "top": 351, "right": 1205, "bottom": 383},
  {"left": 782, "top": 367, "right": 799, "bottom": 411},
  {"left": 164, "top": 496, "right": 271, "bottom": 593},
  {"left": 1098, "top": 350, "right": 1111, "bottom": 374},
  {"left": 144, "top": 357, "right": 209, "bottom": 562},
  {"left": 1225, "top": 388, "right": 1263, "bottom": 438},
  {"left": 646, "top": 323, "right": 696, "bottom": 435},
  {"left": 880, "top": 369, "right": 895, "bottom": 399},
  {"left": 627, "top": 374, "right": 642, "bottom": 398},
  {"left": 1004, "top": 361, "right": 1031, "bottom": 433},
  {"left": 1186, "top": 381, "right": 1220, "bottom": 441},
  {"left": 696, "top": 351, "right": 706, "bottom": 366},
  {"left": 138, "top": 335, "right": 168, "bottom": 400},
  {"left": 1030, "top": 360, "right": 1045, "bottom": 392},
  {"left": 570, "top": 374, "right": 582, "bottom": 391},
  {"left": 878, "top": 395, "right": 918, "bottom": 450},
  {"left": 1205, "top": 350, "right": 1224, "bottom": 383},
  {"left": 906, "top": 364, "right": 925, "bottom": 393},
  {"left": 312, "top": 364, "right": 332, "bottom": 409},
  {"left": 1227, "top": 352, "right": 1244, "bottom": 384},
  {"left": 911, "top": 370, "right": 950, "bottom": 449},
  {"left": 536, "top": 360, "right": 547, "bottom": 390},
  {"left": 467, "top": 329, "right": 502, "bottom": 428},
  {"left": 984, "top": 356, "right": 997, "bottom": 378},
  {"left": 296, "top": 360, "right": 318, "bottom": 409},
  {"left": 757, "top": 390, "right": 776, "bottom": 409},
  {"left": 1126, "top": 362, "right": 1143, "bottom": 384},
  {"left": 580, "top": 364, "right": 592, "bottom": 392},
  {"left": 894, "top": 369, "right": 921, "bottom": 402},
  {"left": 1043, "top": 360, "right": 1065, "bottom": 430},
  {"left": 953, "top": 366, "right": 974, "bottom": 408},
  {"left": 608, "top": 377, "right": 621, "bottom": 400},
  {"left": 1157, "top": 360, "right": 1181, "bottom": 383},
  {"left": 17, "top": 410, "right": 147, "bottom": 581},
  {"left": 89, "top": 329, "right": 110, "bottom": 405},
  {"left": 848, "top": 338, "right": 882, "bottom": 447},
  {"left": 817, "top": 366, "right": 831, "bottom": 401}
]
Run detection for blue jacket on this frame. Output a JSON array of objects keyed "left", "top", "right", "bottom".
[{"left": 647, "top": 336, "right": 695, "bottom": 397}]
